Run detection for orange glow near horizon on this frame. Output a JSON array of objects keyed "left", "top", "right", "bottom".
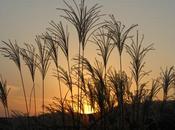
[{"left": 82, "top": 101, "right": 95, "bottom": 114}]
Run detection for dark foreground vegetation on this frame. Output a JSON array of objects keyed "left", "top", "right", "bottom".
[
  {"left": 1, "top": 101, "right": 175, "bottom": 130},
  {"left": 1, "top": 0, "right": 175, "bottom": 130}
]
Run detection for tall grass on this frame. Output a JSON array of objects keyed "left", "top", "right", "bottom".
[
  {"left": 2, "top": 1, "right": 175, "bottom": 130},
  {"left": 46, "top": 21, "right": 70, "bottom": 103},
  {"left": 105, "top": 16, "right": 137, "bottom": 130},
  {"left": 160, "top": 66, "right": 174, "bottom": 108},
  {"left": 20, "top": 43, "right": 37, "bottom": 116},
  {"left": 91, "top": 27, "right": 114, "bottom": 77},
  {"left": 125, "top": 31, "right": 154, "bottom": 94},
  {"left": 141, "top": 78, "right": 161, "bottom": 123},
  {"left": 125, "top": 31, "right": 154, "bottom": 129},
  {"left": 106, "top": 15, "right": 138, "bottom": 72},
  {"left": 35, "top": 36, "right": 51, "bottom": 116},
  {"left": 0, "top": 76, "right": 10, "bottom": 118},
  {"left": 80, "top": 57, "right": 110, "bottom": 130},
  {"left": 108, "top": 70, "right": 128, "bottom": 129},
  {"left": 0, "top": 40, "right": 29, "bottom": 116},
  {"left": 46, "top": 21, "right": 74, "bottom": 129},
  {"left": 58, "top": 1, "right": 103, "bottom": 120}
]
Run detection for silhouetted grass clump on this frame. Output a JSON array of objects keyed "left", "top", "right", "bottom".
[{"left": 1, "top": 0, "right": 175, "bottom": 130}]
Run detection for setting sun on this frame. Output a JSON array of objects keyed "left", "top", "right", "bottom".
[{"left": 82, "top": 101, "right": 94, "bottom": 114}]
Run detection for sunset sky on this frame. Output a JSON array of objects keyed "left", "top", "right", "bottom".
[{"left": 0, "top": 0, "right": 175, "bottom": 116}]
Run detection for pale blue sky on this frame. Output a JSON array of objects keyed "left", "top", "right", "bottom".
[{"left": 0, "top": 0, "right": 175, "bottom": 116}]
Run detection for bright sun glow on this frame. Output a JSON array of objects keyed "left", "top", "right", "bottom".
[
  {"left": 83, "top": 103, "right": 94, "bottom": 114},
  {"left": 79, "top": 100, "right": 94, "bottom": 114}
]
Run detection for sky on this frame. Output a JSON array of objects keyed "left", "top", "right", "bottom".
[{"left": 0, "top": 0, "right": 175, "bottom": 116}]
